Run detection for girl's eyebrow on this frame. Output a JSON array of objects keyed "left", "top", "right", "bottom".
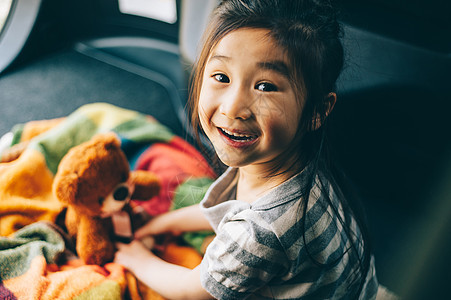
[
  {"left": 208, "top": 54, "right": 290, "bottom": 78},
  {"left": 257, "top": 61, "right": 290, "bottom": 79},
  {"left": 208, "top": 54, "right": 230, "bottom": 63}
]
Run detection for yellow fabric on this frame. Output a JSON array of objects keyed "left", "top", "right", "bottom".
[
  {"left": 78, "top": 102, "right": 139, "bottom": 132},
  {"left": 0, "top": 149, "right": 62, "bottom": 236}
]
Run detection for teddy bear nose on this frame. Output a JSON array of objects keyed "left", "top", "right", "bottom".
[{"left": 113, "top": 186, "right": 130, "bottom": 201}]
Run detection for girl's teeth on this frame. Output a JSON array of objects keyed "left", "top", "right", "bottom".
[
  {"left": 221, "top": 128, "right": 257, "bottom": 141},
  {"left": 222, "top": 128, "right": 253, "bottom": 138}
]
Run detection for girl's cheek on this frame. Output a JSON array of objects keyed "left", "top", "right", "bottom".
[
  {"left": 198, "top": 95, "right": 214, "bottom": 131},
  {"left": 198, "top": 107, "right": 209, "bottom": 132},
  {"left": 261, "top": 103, "right": 300, "bottom": 145},
  {"left": 198, "top": 86, "right": 217, "bottom": 119}
]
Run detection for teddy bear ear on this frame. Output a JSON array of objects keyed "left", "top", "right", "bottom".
[
  {"left": 129, "top": 170, "right": 160, "bottom": 200},
  {"left": 53, "top": 173, "right": 79, "bottom": 204},
  {"left": 98, "top": 132, "right": 121, "bottom": 149}
]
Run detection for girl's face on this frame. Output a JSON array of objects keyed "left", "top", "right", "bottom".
[{"left": 198, "top": 28, "right": 303, "bottom": 173}]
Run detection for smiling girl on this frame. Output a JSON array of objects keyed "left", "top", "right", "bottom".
[{"left": 114, "top": 1, "right": 378, "bottom": 299}]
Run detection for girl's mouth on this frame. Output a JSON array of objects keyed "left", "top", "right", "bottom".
[{"left": 218, "top": 127, "right": 259, "bottom": 147}]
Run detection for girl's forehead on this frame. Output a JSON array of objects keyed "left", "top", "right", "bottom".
[{"left": 208, "top": 28, "right": 289, "bottom": 63}]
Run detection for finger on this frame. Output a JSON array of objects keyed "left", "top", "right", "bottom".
[
  {"left": 133, "top": 229, "right": 145, "bottom": 239},
  {"left": 115, "top": 242, "right": 130, "bottom": 250},
  {"left": 134, "top": 224, "right": 155, "bottom": 239},
  {"left": 115, "top": 242, "right": 124, "bottom": 249},
  {"left": 139, "top": 236, "right": 155, "bottom": 249},
  {"left": 135, "top": 221, "right": 152, "bottom": 236}
]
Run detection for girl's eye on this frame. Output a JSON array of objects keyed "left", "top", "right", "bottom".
[
  {"left": 213, "top": 74, "right": 230, "bottom": 83},
  {"left": 255, "top": 82, "right": 278, "bottom": 92}
]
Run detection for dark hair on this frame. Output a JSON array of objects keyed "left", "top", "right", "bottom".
[
  {"left": 190, "top": 0, "right": 344, "bottom": 172},
  {"left": 189, "top": 0, "right": 371, "bottom": 297}
]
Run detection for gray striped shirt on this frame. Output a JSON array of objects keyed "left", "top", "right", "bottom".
[{"left": 200, "top": 167, "right": 378, "bottom": 299}]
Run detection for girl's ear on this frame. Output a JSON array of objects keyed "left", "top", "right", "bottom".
[{"left": 311, "top": 92, "right": 337, "bottom": 131}]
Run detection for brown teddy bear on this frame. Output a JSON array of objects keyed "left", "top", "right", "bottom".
[{"left": 53, "top": 132, "right": 160, "bottom": 265}]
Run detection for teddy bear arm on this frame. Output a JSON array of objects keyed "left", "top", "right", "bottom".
[
  {"left": 65, "top": 207, "right": 79, "bottom": 239},
  {"left": 130, "top": 170, "right": 160, "bottom": 200},
  {"left": 76, "top": 216, "right": 115, "bottom": 265}
]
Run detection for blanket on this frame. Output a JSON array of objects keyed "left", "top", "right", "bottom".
[
  {"left": 0, "top": 222, "right": 204, "bottom": 300},
  {"left": 0, "top": 103, "right": 216, "bottom": 299}
]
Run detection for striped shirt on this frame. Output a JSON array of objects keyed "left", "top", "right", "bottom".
[{"left": 200, "top": 167, "right": 378, "bottom": 299}]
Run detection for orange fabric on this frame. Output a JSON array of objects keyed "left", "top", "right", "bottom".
[
  {"left": 0, "top": 149, "right": 62, "bottom": 236},
  {"left": 21, "top": 118, "right": 65, "bottom": 142},
  {"left": 4, "top": 257, "right": 129, "bottom": 300},
  {"left": 161, "top": 243, "right": 203, "bottom": 269}
]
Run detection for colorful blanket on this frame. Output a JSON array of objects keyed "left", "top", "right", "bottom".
[{"left": 0, "top": 103, "right": 216, "bottom": 299}]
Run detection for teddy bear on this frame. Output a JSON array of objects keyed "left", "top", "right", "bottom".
[{"left": 53, "top": 132, "right": 160, "bottom": 265}]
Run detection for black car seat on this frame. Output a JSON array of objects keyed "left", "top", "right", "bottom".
[
  {"left": 330, "top": 3, "right": 451, "bottom": 299},
  {"left": 0, "top": 0, "right": 189, "bottom": 140},
  {"left": 181, "top": 1, "right": 451, "bottom": 299}
]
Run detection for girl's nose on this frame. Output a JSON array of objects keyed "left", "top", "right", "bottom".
[{"left": 219, "top": 86, "right": 253, "bottom": 120}]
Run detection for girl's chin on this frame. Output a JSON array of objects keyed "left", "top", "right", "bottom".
[
  {"left": 216, "top": 151, "right": 250, "bottom": 168},
  {"left": 216, "top": 155, "right": 243, "bottom": 168}
]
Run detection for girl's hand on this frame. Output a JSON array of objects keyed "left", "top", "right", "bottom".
[
  {"left": 114, "top": 240, "right": 157, "bottom": 272},
  {"left": 134, "top": 213, "right": 181, "bottom": 240},
  {"left": 115, "top": 240, "right": 212, "bottom": 300},
  {"left": 134, "top": 204, "right": 212, "bottom": 239}
]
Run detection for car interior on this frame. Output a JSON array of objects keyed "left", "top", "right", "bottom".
[{"left": 0, "top": 0, "right": 450, "bottom": 299}]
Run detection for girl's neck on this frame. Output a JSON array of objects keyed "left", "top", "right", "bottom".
[{"left": 235, "top": 164, "right": 299, "bottom": 203}]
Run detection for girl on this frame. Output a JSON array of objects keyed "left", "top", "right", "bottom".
[{"left": 115, "top": 0, "right": 378, "bottom": 299}]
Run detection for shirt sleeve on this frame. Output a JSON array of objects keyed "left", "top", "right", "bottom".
[{"left": 200, "top": 210, "right": 287, "bottom": 299}]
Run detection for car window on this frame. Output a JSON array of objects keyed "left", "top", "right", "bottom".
[
  {"left": 0, "top": 0, "right": 13, "bottom": 33},
  {"left": 118, "top": 0, "right": 177, "bottom": 24}
]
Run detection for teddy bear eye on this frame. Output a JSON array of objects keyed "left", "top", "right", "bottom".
[{"left": 98, "top": 197, "right": 105, "bottom": 205}]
